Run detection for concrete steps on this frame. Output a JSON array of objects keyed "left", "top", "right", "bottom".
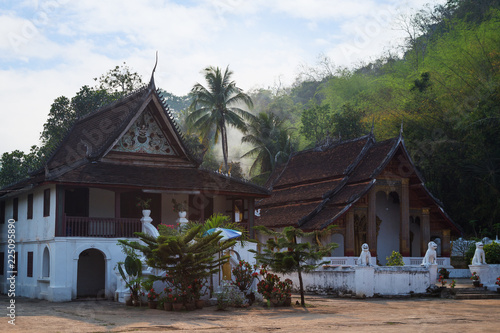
[{"left": 453, "top": 287, "right": 500, "bottom": 300}]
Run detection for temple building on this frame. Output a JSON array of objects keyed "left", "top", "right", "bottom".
[
  {"left": 255, "top": 132, "right": 462, "bottom": 265},
  {"left": 0, "top": 78, "right": 268, "bottom": 301}
]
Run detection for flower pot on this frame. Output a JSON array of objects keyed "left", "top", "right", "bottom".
[
  {"left": 172, "top": 303, "right": 184, "bottom": 311},
  {"left": 142, "top": 210, "right": 151, "bottom": 218},
  {"left": 185, "top": 301, "right": 196, "bottom": 311},
  {"left": 125, "top": 298, "right": 133, "bottom": 306},
  {"left": 497, "top": 287, "right": 500, "bottom": 294},
  {"left": 148, "top": 301, "right": 158, "bottom": 309},
  {"left": 164, "top": 302, "right": 173, "bottom": 311},
  {"left": 245, "top": 292, "right": 255, "bottom": 306},
  {"left": 270, "top": 298, "right": 280, "bottom": 307},
  {"left": 473, "top": 281, "right": 480, "bottom": 287},
  {"left": 178, "top": 211, "right": 187, "bottom": 218},
  {"left": 283, "top": 297, "right": 291, "bottom": 307},
  {"left": 195, "top": 300, "right": 205, "bottom": 309}
]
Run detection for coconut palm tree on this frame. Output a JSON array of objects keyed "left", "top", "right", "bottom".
[
  {"left": 241, "top": 112, "right": 295, "bottom": 182},
  {"left": 187, "top": 66, "right": 254, "bottom": 172}
]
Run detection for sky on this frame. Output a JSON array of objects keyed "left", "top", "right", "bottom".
[{"left": 0, "top": 0, "right": 446, "bottom": 155}]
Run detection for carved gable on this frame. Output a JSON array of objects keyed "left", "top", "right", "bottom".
[{"left": 112, "top": 110, "right": 177, "bottom": 156}]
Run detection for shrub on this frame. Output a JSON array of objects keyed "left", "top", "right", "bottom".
[
  {"left": 386, "top": 251, "right": 404, "bottom": 266},
  {"left": 232, "top": 260, "right": 258, "bottom": 293},
  {"left": 484, "top": 242, "right": 500, "bottom": 264},
  {"left": 439, "top": 268, "right": 450, "bottom": 279}
]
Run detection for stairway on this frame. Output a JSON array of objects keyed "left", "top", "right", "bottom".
[{"left": 453, "top": 286, "right": 500, "bottom": 300}]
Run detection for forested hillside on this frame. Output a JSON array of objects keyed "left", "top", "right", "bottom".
[{"left": 243, "top": 0, "right": 500, "bottom": 237}]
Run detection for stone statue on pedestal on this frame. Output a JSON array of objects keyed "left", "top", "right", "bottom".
[
  {"left": 358, "top": 243, "right": 371, "bottom": 266},
  {"left": 472, "top": 242, "right": 487, "bottom": 265},
  {"left": 421, "top": 241, "right": 437, "bottom": 267}
]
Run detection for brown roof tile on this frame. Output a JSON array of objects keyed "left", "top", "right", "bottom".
[
  {"left": 258, "top": 178, "right": 342, "bottom": 207},
  {"left": 273, "top": 136, "right": 369, "bottom": 188},
  {"left": 257, "top": 201, "right": 322, "bottom": 228},
  {"left": 52, "top": 162, "right": 269, "bottom": 196}
]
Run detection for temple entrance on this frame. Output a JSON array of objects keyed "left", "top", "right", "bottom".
[
  {"left": 376, "top": 191, "right": 400, "bottom": 265},
  {"left": 77, "top": 249, "right": 105, "bottom": 298}
]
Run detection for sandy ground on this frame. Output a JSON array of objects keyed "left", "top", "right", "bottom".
[{"left": 2, "top": 291, "right": 500, "bottom": 333}]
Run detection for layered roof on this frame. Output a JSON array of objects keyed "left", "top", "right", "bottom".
[
  {"left": 256, "top": 133, "right": 461, "bottom": 234},
  {"left": 1, "top": 80, "right": 268, "bottom": 198}
]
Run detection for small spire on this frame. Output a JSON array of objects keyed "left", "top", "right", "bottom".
[
  {"left": 370, "top": 116, "right": 375, "bottom": 136},
  {"left": 149, "top": 51, "right": 158, "bottom": 88},
  {"left": 400, "top": 118, "right": 404, "bottom": 136}
]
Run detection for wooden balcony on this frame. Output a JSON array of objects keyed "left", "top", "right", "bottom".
[{"left": 58, "top": 215, "right": 142, "bottom": 238}]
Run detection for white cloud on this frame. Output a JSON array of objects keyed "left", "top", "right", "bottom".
[{"left": 0, "top": 0, "right": 447, "bottom": 154}]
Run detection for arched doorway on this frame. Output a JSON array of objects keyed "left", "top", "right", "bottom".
[{"left": 77, "top": 249, "right": 105, "bottom": 298}]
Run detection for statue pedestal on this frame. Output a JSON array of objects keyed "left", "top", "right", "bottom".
[
  {"left": 469, "top": 264, "right": 491, "bottom": 284},
  {"left": 429, "top": 263, "right": 438, "bottom": 283},
  {"left": 355, "top": 266, "right": 375, "bottom": 297}
]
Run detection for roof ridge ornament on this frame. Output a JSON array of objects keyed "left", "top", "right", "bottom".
[
  {"left": 370, "top": 116, "right": 375, "bottom": 136},
  {"left": 400, "top": 118, "right": 404, "bottom": 136},
  {"left": 149, "top": 51, "right": 158, "bottom": 89}
]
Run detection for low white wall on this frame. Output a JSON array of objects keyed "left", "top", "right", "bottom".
[
  {"left": 282, "top": 265, "right": 431, "bottom": 297},
  {"left": 469, "top": 264, "right": 500, "bottom": 291}
]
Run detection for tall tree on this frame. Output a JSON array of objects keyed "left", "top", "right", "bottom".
[
  {"left": 187, "top": 66, "right": 254, "bottom": 172},
  {"left": 94, "top": 62, "right": 143, "bottom": 94},
  {"left": 241, "top": 112, "right": 295, "bottom": 182}
]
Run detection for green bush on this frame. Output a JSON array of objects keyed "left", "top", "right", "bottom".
[
  {"left": 386, "top": 251, "right": 404, "bottom": 266},
  {"left": 484, "top": 242, "right": 500, "bottom": 264}
]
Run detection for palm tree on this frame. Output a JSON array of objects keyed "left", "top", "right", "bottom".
[
  {"left": 188, "top": 66, "right": 254, "bottom": 172},
  {"left": 241, "top": 112, "right": 295, "bottom": 182}
]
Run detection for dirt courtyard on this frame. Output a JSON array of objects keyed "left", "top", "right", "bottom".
[{"left": 2, "top": 293, "right": 499, "bottom": 332}]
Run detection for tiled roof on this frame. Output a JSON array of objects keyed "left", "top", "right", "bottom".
[
  {"left": 1, "top": 81, "right": 269, "bottom": 198},
  {"left": 273, "top": 136, "right": 370, "bottom": 188},
  {"left": 256, "top": 133, "right": 461, "bottom": 233},
  {"left": 47, "top": 87, "right": 151, "bottom": 171},
  {"left": 51, "top": 162, "right": 269, "bottom": 196}
]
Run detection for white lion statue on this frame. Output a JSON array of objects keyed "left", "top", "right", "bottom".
[
  {"left": 357, "top": 243, "right": 371, "bottom": 266},
  {"left": 472, "top": 242, "right": 487, "bottom": 265},
  {"left": 421, "top": 241, "right": 438, "bottom": 267}
]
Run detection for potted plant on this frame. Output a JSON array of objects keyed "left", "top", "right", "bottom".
[
  {"left": 192, "top": 278, "right": 207, "bottom": 309},
  {"left": 117, "top": 254, "right": 143, "bottom": 306},
  {"left": 162, "top": 288, "right": 175, "bottom": 311},
  {"left": 495, "top": 276, "right": 500, "bottom": 293},
  {"left": 231, "top": 260, "right": 258, "bottom": 305},
  {"left": 471, "top": 271, "right": 480, "bottom": 287},
  {"left": 438, "top": 275, "right": 447, "bottom": 287},
  {"left": 137, "top": 197, "right": 152, "bottom": 216},
  {"left": 172, "top": 198, "right": 188, "bottom": 217},
  {"left": 142, "top": 280, "right": 160, "bottom": 309}
]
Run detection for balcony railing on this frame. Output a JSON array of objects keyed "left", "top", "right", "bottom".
[{"left": 60, "top": 215, "right": 142, "bottom": 238}]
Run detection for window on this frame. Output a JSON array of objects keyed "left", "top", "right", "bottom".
[
  {"left": 0, "top": 201, "right": 5, "bottom": 224},
  {"left": 43, "top": 189, "right": 50, "bottom": 217},
  {"left": 42, "top": 247, "right": 50, "bottom": 278},
  {"left": 27, "top": 194, "right": 33, "bottom": 220},
  {"left": 13, "top": 198, "right": 18, "bottom": 221},
  {"left": 27, "top": 252, "right": 33, "bottom": 278},
  {"left": 0, "top": 252, "right": 4, "bottom": 276}
]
